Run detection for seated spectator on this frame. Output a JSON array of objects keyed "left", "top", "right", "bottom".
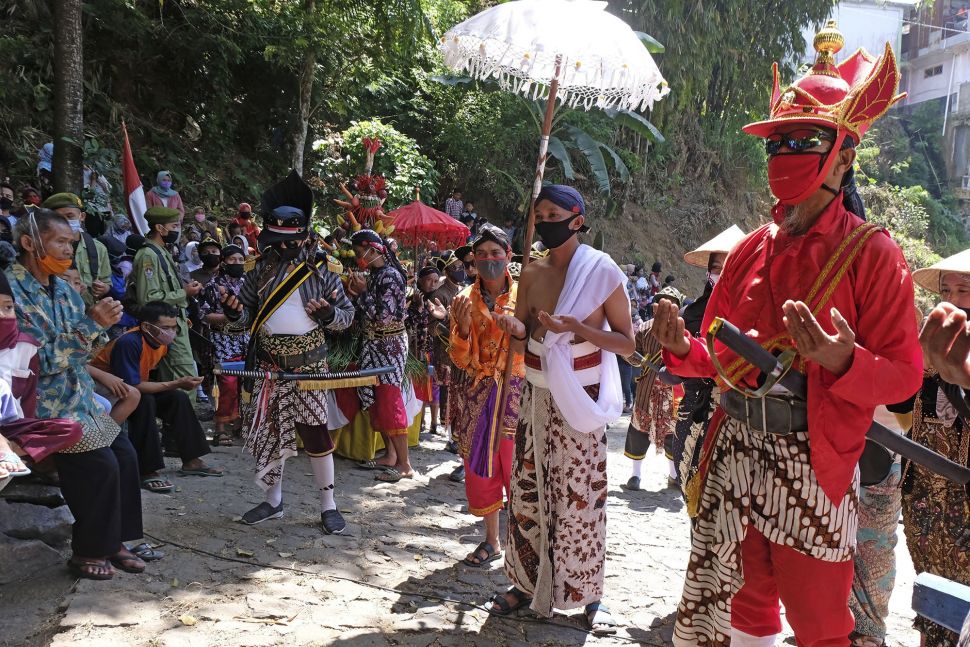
[
  {"left": 0, "top": 272, "right": 82, "bottom": 481},
  {"left": 0, "top": 183, "right": 14, "bottom": 228},
  {"left": 89, "top": 301, "right": 223, "bottom": 494},
  {"left": 8, "top": 208, "right": 146, "bottom": 580},
  {"left": 233, "top": 203, "right": 260, "bottom": 249},
  {"left": 60, "top": 266, "right": 143, "bottom": 425},
  {"left": 99, "top": 214, "right": 132, "bottom": 259},
  {"left": 192, "top": 237, "right": 222, "bottom": 286},
  {"left": 42, "top": 192, "right": 112, "bottom": 307},
  {"left": 199, "top": 244, "right": 249, "bottom": 446}
]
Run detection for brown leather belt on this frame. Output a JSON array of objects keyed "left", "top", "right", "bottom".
[
  {"left": 719, "top": 390, "right": 808, "bottom": 436},
  {"left": 524, "top": 348, "right": 601, "bottom": 371}
]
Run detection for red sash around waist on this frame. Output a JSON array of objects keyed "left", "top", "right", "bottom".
[{"left": 524, "top": 347, "right": 601, "bottom": 372}]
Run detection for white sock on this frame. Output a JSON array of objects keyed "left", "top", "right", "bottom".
[
  {"left": 310, "top": 454, "right": 337, "bottom": 512},
  {"left": 668, "top": 458, "right": 677, "bottom": 479},
  {"left": 730, "top": 628, "right": 777, "bottom": 647},
  {"left": 265, "top": 480, "right": 283, "bottom": 507},
  {"left": 630, "top": 459, "right": 643, "bottom": 479}
]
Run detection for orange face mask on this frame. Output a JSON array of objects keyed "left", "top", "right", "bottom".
[{"left": 38, "top": 254, "right": 72, "bottom": 276}]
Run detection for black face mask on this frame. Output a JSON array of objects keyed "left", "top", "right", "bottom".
[
  {"left": 0, "top": 231, "right": 11, "bottom": 244},
  {"left": 224, "top": 263, "right": 245, "bottom": 278},
  {"left": 0, "top": 197, "right": 12, "bottom": 211},
  {"left": 535, "top": 214, "right": 580, "bottom": 249},
  {"left": 161, "top": 230, "right": 180, "bottom": 245},
  {"left": 446, "top": 267, "right": 467, "bottom": 284},
  {"left": 201, "top": 253, "right": 221, "bottom": 268},
  {"left": 276, "top": 245, "right": 301, "bottom": 262}
]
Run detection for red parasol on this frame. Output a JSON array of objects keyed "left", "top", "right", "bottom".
[{"left": 383, "top": 200, "right": 470, "bottom": 249}]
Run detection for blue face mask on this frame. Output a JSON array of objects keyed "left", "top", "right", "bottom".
[
  {"left": 159, "top": 180, "right": 173, "bottom": 190},
  {"left": 68, "top": 220, "right": 82, "bottom": 234}
]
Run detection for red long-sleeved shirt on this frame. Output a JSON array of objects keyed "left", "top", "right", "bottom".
[{"left": 664, "top": 197, "right": 923, "bottom": 502}]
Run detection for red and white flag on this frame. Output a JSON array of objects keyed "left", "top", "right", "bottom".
[{"left": 121, "top": 121, "right": 149, "bottom": 235}]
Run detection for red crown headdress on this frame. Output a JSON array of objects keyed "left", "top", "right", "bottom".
[{"left": 743, "top": 20, "right": 906, "bottom": 143}]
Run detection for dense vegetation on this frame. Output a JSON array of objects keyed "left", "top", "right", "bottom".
[{"left": 1, "top": 0, "right": 967, "bottom": 267}]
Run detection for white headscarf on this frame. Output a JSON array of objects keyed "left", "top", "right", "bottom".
[
  {"left": 232, "top": 236, "right": 250, "bottom": 257},
  {"left": 184, "top": 241, "right": 202, "bottom": 272}
]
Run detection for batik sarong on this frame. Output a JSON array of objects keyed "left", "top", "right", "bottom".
[
  {"left": 673, "top": 415, "right": 859, "bottom": 646},
  {"left": 449, "top": 367, "right": 522, "bottom": 475},
  {"left": 505, "top": 381, "right": 608, "bottom": 617},
  {"left": 244, "top": 352, "right": 332, "bottom": 489}
]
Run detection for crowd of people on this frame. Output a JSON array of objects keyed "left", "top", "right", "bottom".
[{"left": 0, "top": 22, "right": 967, "bottom": 647}]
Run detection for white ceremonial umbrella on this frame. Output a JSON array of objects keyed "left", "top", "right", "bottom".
[
  {"left": 440, "top": 0, "right": 669, "bottom": 255},
  {"left": 439, "top": 0, "right": 669, "bottom": 452}
]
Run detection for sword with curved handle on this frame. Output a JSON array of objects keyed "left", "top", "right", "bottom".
[{"left": 710, "top": 317, "right": 970, "bottom": 485}]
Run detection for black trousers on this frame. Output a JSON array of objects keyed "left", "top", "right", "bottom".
[
  {"left": 128, "top": 389, "right": 211, "bottom": 474},
  {"left": 624, "top": 422, "right": 651, "bottom": 460},
  {"left": 54, "top": 433, "right": 143, "bottom": 556}
]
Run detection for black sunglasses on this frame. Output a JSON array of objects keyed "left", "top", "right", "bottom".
[{"left": 764, "top": 130, "right": 835, "bottom": 156}]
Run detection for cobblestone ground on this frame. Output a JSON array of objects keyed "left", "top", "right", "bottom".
[{"left": 5, "top": 412, "right": 918, "bottom": 647}]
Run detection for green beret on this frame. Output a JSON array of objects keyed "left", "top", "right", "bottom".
[
  {"left": 144, "top": 206, "right": 181, "bottom": 225},
  {"left": 42, "top": 192, "right": 83, "bottom": 210}
]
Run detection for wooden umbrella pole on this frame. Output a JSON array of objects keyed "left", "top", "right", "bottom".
[{"left": 490, "top": 57, "right": 563, "bottom": 458}]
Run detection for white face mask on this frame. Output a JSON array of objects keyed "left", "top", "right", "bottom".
[
  {"left": 707, "top": 272, "right": 721, "bottom": 286},
  {"left": 119, "top": 260, "right": 133, "bottom": 279},
  {"left": 68, "top": 220, "right": 82, "bottom": 234}
]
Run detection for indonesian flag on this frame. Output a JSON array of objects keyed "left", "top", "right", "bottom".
[{"left": 121, "top": 121, "right": 149, "bottom": 234}]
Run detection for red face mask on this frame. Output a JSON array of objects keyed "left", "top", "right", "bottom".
[
  {"left": 26, "top": 195, "right": 41, "bottom": 206},
  {"left": 766, "top": 131, "right": 848, "bottom": 205},
  {"left": 0, "top": 317, "right": 19, "bottom": 349}
]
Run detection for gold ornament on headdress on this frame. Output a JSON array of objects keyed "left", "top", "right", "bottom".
[{"left": 813, "top": 20, "right": 845, "bottom": 73}]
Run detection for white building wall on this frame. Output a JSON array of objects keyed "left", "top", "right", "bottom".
[{"left": 798, "top": 1, "right": 908, "bottom": 68}]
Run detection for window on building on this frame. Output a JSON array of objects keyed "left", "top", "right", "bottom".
[{"left": 925, "top": 65, "right": 944, "bottom": 78}]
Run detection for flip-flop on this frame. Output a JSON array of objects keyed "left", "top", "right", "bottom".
[
  {"left": 0, "top": 450, "right": 30, "bottom": 478},
  {"left": 375, "top": 468, "right": 414, "bottom": 483},
  {"left": 109, "top": 548, "right": 146, "bottom": 574},
  {"left": 141, "top": 477, "right": 174, "bottom": 493},
  {"left": 585, "top": 602, "right": 618, "bottom": 636},
  {"left": 67, "top": 556, "right": 114, "bottom": 581},
  {"left": 355, "top": 460, "right": 387, "bottom": 471},
  {"left": 128, "top": 542, "right": 165, "bottom": 562},
  {"left": 461, "top": 541, "right": 501, "bottom": 568},
  {"left": 486, "top": 586, "right": 531, "bottom": 616},
  {"left": 179, "top": 466, "right": 224, "bottom": 477}
]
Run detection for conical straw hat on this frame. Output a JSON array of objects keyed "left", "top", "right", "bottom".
[
  {"left": 683, "top": 225, "right": 746, "bottom": 269},
  {"left": 912, "top": 249, "right": 970, "bottom": 293}
]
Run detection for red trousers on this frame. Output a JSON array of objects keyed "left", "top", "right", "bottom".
[
  {"left": 732, "top": 527, "right": 854, "bottom": 646},
  {"left": 463, "top": 435, "right": 514, "bottom": 516},
  {"left": 215, "top": 372, "right": 240, "bottom": 423}
]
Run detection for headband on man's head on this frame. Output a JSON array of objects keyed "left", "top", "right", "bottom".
[
  {"left": 350, "top": 229, "right": 385, "bottom": 253},
  {"left": 534, "top": 185, "right": 590, "bottom": 232},
  {"left": 472, "top": 223, "right": 511, "bottom": 251},
  {"left": 418, "top": 265, "right": 440, "bottom": 279}
]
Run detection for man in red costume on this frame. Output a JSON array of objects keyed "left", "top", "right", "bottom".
[{"left": 653, "top": 22, "right": 923, "bottom": 647}]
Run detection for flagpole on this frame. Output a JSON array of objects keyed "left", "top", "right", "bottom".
[{"left": 490, "top": 56, "right": 562, "bottom": 458}]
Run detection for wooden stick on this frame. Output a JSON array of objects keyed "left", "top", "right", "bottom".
[{"left": 491, "top": 57, "right": 563, "bottom": 459}]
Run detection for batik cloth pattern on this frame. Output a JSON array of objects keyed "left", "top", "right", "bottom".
[
  {"left": 849, "top": 461, "right": 902, "bottom": 641},
  {"left": 673, "top": 415, "right": 859, "bottom": 646},
  {"left": 243, "top": 353, "right": 331, "bottom": 489},
  {"left": 449, "top": 368, "right": 521, "bottom": 460},
  {"left": 199, "top": 273, "right": 250, "bottom": 362},
  {"left": 505, "top": 381, "right": 608, "bottom": 618},
  {"left": 902, "top": 392, "right": 970, "bottom": 647},
  {"left": 354, "top": 265, "right": 407, "bottom": 409}
]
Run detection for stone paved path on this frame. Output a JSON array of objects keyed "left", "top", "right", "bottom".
[{"left": 3, "top": 412, "right": 918, "bottom": 646}]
